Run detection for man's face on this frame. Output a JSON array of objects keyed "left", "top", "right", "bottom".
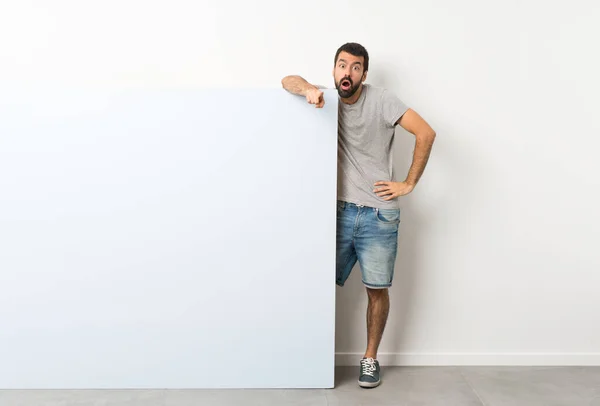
[{"left": 333, "top": 51, "right": 367, "bottom": 98}]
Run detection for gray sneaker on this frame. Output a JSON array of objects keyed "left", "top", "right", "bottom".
[{"left": 358, "top": 357, "right": 381, "bottom": 388}]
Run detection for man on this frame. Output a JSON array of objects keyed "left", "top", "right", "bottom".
[{"left": 281, "top": 43, "right": 436, "bottom": 388}]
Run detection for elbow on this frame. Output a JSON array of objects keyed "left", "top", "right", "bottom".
[
  {"left": 427, "top": 127, "right": 437, "bottom": 140},
  {"left": 281, "top": 75, "right": 296, "bottom": 88},
  {"left": 418, "top": 130, "right": 436, "bottom": 143}
]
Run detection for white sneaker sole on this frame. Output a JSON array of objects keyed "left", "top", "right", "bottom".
[{"left": 358, "top": 379, "right": 381, "bottom": 388}]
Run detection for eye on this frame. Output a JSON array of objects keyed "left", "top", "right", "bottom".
[{"left": 354, "top": 66, "right": 360, "bottom": 70}]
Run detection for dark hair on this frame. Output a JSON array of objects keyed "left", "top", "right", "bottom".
[{"left": 334, "top": 42, "right": 369, "bottom": 72}]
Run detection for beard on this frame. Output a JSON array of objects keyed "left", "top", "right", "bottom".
[{"left": 336, "top": 76, "right": 360, "bottom": 98}]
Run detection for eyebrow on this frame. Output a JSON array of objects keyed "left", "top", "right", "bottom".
[{"left": 338, "top": 59, "right": 362, "bottom": 66}]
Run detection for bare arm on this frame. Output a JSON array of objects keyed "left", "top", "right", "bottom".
[
  {"left": 374, "top": 108, "right": 436, "bottom": 200},
  {"left": 281, "top": 75, "right": 317, "bottom": 95},
  {"left": 397, "top": 109, "right": 436, "bottom": 187},
  {"left": 281, "top": 75, "right": 325, "bottom": 108}
]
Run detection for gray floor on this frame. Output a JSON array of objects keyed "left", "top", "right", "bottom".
[{"left": 1, "top": 366, "right": 599, "bottom": 406}]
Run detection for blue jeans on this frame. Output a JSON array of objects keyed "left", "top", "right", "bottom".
[{"left": 336, "top": 200, "right": 400, "bottom": 289}]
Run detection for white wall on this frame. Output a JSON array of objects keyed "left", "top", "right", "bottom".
[{"left": 1, "top": 0, "right": 599, "bottom": 366}]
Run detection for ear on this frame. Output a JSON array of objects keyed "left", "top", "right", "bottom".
[{"left": 362, "top": 71, "right": 368, "bottom": 83}]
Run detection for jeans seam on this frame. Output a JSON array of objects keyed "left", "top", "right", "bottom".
[{"left": 337, "top": 251, "right": 355, "bottom": 286}]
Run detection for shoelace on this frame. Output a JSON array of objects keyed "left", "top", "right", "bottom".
[{"left": 360, "top": 358, "right": 377, "bottom": 377}]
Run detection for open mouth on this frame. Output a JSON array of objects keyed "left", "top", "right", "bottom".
[{"left": 341, "top": 79, "right": 352, "bottom": 91}]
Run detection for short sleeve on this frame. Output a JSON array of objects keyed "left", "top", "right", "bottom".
[{"left": 381, "top": 89, "right": 409, "bottom": 127}]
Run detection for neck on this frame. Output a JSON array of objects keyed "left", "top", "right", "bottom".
[{"left": 341, "top": 84, "right": 363, "bottom": 105}]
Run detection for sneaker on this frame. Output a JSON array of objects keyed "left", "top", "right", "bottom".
[{"left": 358, "top": 357, "right": 381, "bottom": 388}]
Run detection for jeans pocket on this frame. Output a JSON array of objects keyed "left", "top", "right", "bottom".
[{"left": 375, "top": 208, "right": 400, "bottom": 224}]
